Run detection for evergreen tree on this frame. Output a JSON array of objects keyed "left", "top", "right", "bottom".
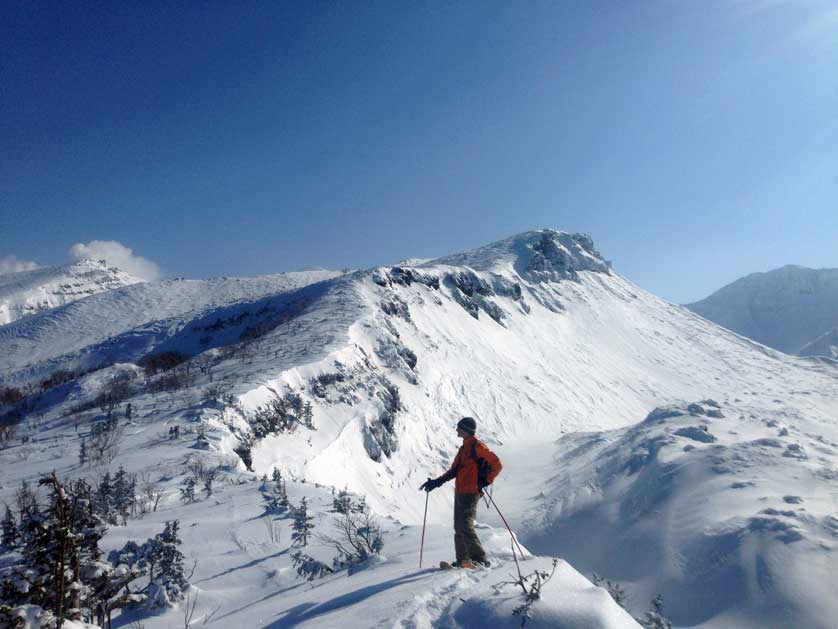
[
  {"left": 276, "top": 480, "right": 289, "bottom": 511},
  {"left": 14, "top": 479, "right": 38, "bottom": 518},
  {"left": 97, "top": 471, "right": 115, "bottom": 524},
  {"left": 112, "top": 466, "right": 132, "bottom": 525},
  {"left": 301, "top": 401, "right": 314, "bottom": 429},
  {"left": 146, "top": 520, "right": 189, "bottom": 605},
  {"left": 639, "top": 594, "right": 673, "bottom": 629},
  {"left": 291, "top": 498, "right": 314, "bottom": 548},
  {"left": 78, "top": 437, "right": 87, "bottom": 466},
  {"left": 125, "top": 403, "right": 133, "bottom": 419},
  {"left": 5, "top": 473, "right": 107, "bottom": 625},
  {"left": 333, "top": 489, "right": 351, "bottom": 514},
  {"left": 1, "top": 504, "right": 17, "bottom": 549},
  {"left": 180, "top": 478, "right": 196, "bottom": 503}
]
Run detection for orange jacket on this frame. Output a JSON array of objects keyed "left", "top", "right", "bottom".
[{"left": 436, "top": 436, "right": 503, "bottom": 495}]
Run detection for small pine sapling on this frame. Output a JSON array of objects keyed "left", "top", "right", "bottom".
[
  {"left": 291, "top": 498, "right": 315, "bottom": 548},
  {"left": 79, "top": 437, "right": 88, "bottom": 466},
  {"left": 1, "top": 504, "right": 17, "bottom": 549},
  {"left": 639, "top": 594, "right": 673, "bottom": 629},
  {"left": 332, "top": 489, "right": 351, "bottom": 514},
  {"left": 180, "top": 478, "right": 196, "bottom": 503}
]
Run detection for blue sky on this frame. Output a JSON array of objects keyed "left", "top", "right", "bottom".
[{"left": 1, "top": 1, "right": 836, "bottom": 302}]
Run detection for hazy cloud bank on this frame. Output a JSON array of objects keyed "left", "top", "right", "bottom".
[
  {"left": 0, "top": 255, "right": 41, "bottom": 275},
  {"left": 69, "top": 240, "right": 161, "bottom": 281}
]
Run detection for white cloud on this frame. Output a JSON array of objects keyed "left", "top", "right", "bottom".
[
  {"left": 68, "top": 240, "right": 161, "bottom": 281},
  {"left": 0, "top": 255, "right": 41, "bottom": 275}
]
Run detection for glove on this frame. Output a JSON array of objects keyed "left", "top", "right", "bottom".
[{"left": 419, "top": 477, "right": 440, "bottom": 492}]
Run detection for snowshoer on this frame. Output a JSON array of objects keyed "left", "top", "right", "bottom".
[{"left": 419, "top": 417, "right": 502, "bottom": 569}]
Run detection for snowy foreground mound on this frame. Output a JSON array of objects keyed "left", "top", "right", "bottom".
[
  {"left": 1, "top": 229, "right": 837, "bottom": 628},
  {"left": 522, "top": 400, "right": 838, "bottom": 628}
]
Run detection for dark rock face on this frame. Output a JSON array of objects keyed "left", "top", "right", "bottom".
[
  {"left": 373, "top": 266, "right": 440, "bottom": 290},
  {"left": 446, "top": 270, "right": 494, "bottom": 298},
  {"left": 380, "top": 295, "right": 411, "bottom": 322},
  {"left": 520, "top": 232, "right": 611, "bottom": 283},
  {"left": 443, "top": 270, "right": 508, "bottom": 325},
  {"left": 364, "top": 379, "right": 401, "bottom": 461}
]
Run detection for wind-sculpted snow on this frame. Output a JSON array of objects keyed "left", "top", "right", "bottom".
[
  {"left": 519, "top": 400, "right": 838, "bottom": 628},
  {"left": 0, "top": 258, "right": 143, "bottom": 326}
]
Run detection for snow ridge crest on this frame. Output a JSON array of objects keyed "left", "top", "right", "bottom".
[{"left": 423, "top": 229, "right": 611, "bottom": 282}]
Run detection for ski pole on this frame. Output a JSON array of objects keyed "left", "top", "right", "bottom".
[
  {"left": 419, "top": 490, "right": 429, "bottom": 569},
  {"left": 487, "top": 491, "right": 527, "bottom": 562}
]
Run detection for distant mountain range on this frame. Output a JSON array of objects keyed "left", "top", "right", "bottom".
[
  {"left": 0, "top": 258, "right": 143, "bottom": 325},
  {"left": 686, "top": 265, "right": 838, "bottom": 359}
]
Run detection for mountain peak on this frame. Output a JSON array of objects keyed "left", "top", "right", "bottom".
[
  {"left": 424, "top": 229, "right": 611, "bottom": 282},
  {"left": 0, "top": 258, "right": 144, "bottom": 325}
]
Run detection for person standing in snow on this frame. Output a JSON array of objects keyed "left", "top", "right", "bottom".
[{"left": 420, "top": 417, "right": 503, "bottom": 568}]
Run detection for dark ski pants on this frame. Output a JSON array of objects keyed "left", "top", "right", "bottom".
[{"left": 454, "top": 493, "right": 486, "bottom": 563}]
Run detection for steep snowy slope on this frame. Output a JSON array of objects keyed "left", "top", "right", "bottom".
[
  {"left": 0, "top": 259, "right": 143, "bottom": 325},
  {"left": 0, "top": 269, "right": 343, "bottom": 381},
  {"left": 686, "top": 265, "right": 838, "bottom": 356},
  {"left": 2, "top": 230, "right": 837, "bottom": 628}
]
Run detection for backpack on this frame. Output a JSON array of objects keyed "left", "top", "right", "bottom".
[{"left": 469, "top": 441, "right": 494, "bottom": 490}]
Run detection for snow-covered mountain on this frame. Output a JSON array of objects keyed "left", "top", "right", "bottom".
[
  {"left": 2, "top": 230, "right": 836, "bottom": 628},
  {"left": 0, "top": 258, "right": 144, "bottom": 326},
  {"left": 685, "top": 265, "right": 838, "bottom": 356}
]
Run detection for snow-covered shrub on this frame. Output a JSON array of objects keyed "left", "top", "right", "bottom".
[
  {"left": 291, "top": 551, "right": 334, "bottom": 581},
  {"left": 319, "top": 496, "right": 383, "bottom": 573},
  {"left": 87, "top": 416, "right": 125, "bottom": 466},
  {"left": 138, "top": 350, "right": 189, "bottom": 376},
  {"left": 184, "top": 458, "right": 220, "bottom": 497},
  {"left": 492, "top": 557, "right": 560, "bottom": 627},
  {"left": 180, "top": 478, "right": 196, "bottom": 503},
  {"left": 332, "top": 489, "right": 352, "bottom": 514},
  {"left": 147, "top": 367, "right": 192, "bottom": 393},
  {"left": 0, "top": 386, "right": 25, "bottom": 407},
  {"left": 591, "top": 573, "right": 628, "bottom": 609},
  {"left": 40, "top": 368, "right": 77, "bottom": 391},
  {"left": 249, "top": 391, "right": 314, "bottom": 438},
  {"left": 638, "top": 594, "right": 673, "bottom": 629},
  {"left": 108, "top": 520, "right": 191, "bottom": 611}
]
